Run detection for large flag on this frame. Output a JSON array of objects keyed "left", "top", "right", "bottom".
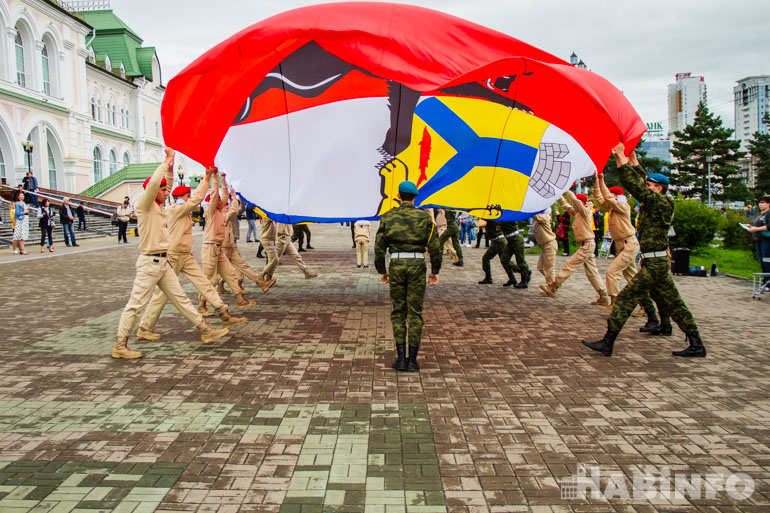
[{"left": 162, "top": 2, "right": 646, "bottom": 223}]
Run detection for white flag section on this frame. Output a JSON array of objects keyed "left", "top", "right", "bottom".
[{"left": 214, "top": 96, "right": 596, "bottom": 223}]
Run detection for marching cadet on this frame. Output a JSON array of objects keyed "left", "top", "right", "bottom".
[
  {"left": 539, "top": 191, "right": 609, "bottom": 306},
  {"left": 438, "top": 208, "right": 464, "bottom": 267},
  {"left": 135, "top": 166, "right": 247, "bottom": 340},
  {"left": 375, "top": 181, "right": 441, "bottom": 372},
  {"left": 478, "top": 219, "right": 507, "bottom": 284},
  {"left": 112, "top": 149, "right": 229, "bottom": 359},
  {"left": 276, "top": 222, "right": 319, "bottom": 277},
  {"left": 531, "top": 208, "right": 558, "bottom": 285},
  {"left": 500, "top": 220, "right": 531, "bottom": 288},
  {"left": 257, "top": 216, "right": 278, "bottom": 278},
  {"left": 199, "top": 172, "right": 263, "bottom": 314},
  {"left": 582, "top": 143, "right": 706, "bottom": 358},
  {"left": 292, "top": 223, "right": 313, "bottom": 252}
]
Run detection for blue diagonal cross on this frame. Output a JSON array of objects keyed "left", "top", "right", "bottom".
[{"left": 413, "top": 97, "right": 538, "bottom": 203}]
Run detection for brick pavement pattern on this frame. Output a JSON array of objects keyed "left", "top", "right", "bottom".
[{"left": 0, "top": 224, "right": 768, "bottom": 513}]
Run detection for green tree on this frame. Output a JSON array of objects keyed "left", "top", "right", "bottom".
[
  {"left": 670, "top": 102, "right": 745, "bottom": 202},
  {"left": 748, "top": 111, "right": 770, "bottom": 195}
]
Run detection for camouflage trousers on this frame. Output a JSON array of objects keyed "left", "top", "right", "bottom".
[
  {"left": 481, "top": 238, "right": 507, "bottom": 275},
  {"left": 439, "top": 224, "right": 463, "bottom": 260},
  {"left": 502, "top": 234, "right": 529, "bottom": 276},
  {"left": 608, "top": 256, "right": 697, "bottom": 333},
  {"left": 388, "top": 258, "right": 427, "bottom": 348}
]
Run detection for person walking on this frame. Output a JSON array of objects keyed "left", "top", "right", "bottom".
[
  {"left": 474, "top": 219, "right": 489, "bottom": 248},
  {"left": 12, "top": 191, "right": 29, "bottom": 255},
  {"left": 478, "top": 219, "right": 507, "bottom": 284},
  {"left": 531, "top": 208, "right": 557, "bottom": 285},
  {"left": 500, "top": 220, "right": 531, "bottom": 288},
  {"left": 438, "top": 208, "right": 464, "bottom": 267},
  {"left": 112, "top": 149, "right": 229, "bottom": 359},
  {"left": 245, "top": 204, "right": 259, "bottom": 243},
  {"left": 116, "top": 199, "right": 132, "bottom": 243},
  {"left": 76, "top": 203, "right": 87, "bottom": 231},
  {"left": 58, "top": 198, "right": 79, "bottom": 247},
  {"left": 273, "top": 222, "right": 319, "bottom": 278},
  {"left": 375, "top": 181, "right": 441, "bottom": 372},
  {"left": 540, "top": 191, "right": 609, "bottom": 305},
  {"left": 38, "top": 198, "right": 55, "bottom": 253},
  {"left": 136, "top": 166, "right": 247, "bottom": 340},
  {"left": 354, "top": 219, "right": 371, "bottom": 268},
  {"left": 582, "top": 143, "right": 706, "bottom": 358},
  {"left": 746, "top": 196, "right": 770, "bottom": 276},
  {"left": 293, "top": 223, "right": 313, "bottom": 251}
]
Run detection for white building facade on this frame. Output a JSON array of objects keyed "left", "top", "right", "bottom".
[
  {"left": 0, "top": 0, "right": 163, "bottom": 194},
  {"left": 734, "top": 76, "right": 769, "bottom": 188},
  {"left": 667, "top": 72, "right": 707, "bottom": 137}
]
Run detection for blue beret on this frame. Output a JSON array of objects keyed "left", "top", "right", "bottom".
[
  {"left": 398, "top": 181, "right": 418, "bottom": 195},
  {"left": 646, "top": 173, "right": 670, "bottom": 185}
]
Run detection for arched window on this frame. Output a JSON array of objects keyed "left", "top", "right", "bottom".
[
  {"left": 15, "top": 31, "right": 25, "bottom": 87},
  {"left": 122, "top": 152, "right": 130, "bottom": 168},
  {"left": 42, "top": 44, "right": 50, "bottom": 95},
  {"left": 93, "top": 147, "right": 102, "bottom": 182},
  {"left": 97, "top": 98, "right": 102, "bottom": 121},
  {"left": 47, "top": 143, "right": 57, "bottom": 190},
  {"left": 90, "top": 97, "right": 96, "bottom": 120},
  {"left": 0, "top": 147, "right": 5, "bottom": 180},
  {"left": 119, "top": 108, "right": 124, "bottom": 128},
  {"left": 112, "top": 105, "right": 117, "bottom": 125},
  {"left": 106, "top": 102, "right": 110, "bottom": 122},
  {"left": 124, "top": 109, "right": 130, "bottom": 130},
  {"left": 109, "top": 149, "right": 117, "bottom": 175}
]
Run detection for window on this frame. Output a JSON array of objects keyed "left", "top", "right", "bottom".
[
  {"left": 0, "top": 148, "right": 5, "bottom": 180},
  {"left": 42, "top": 44, "right": 50, "bottom": 95},
  {"left": 112, "top": 105, "right": 117, "bottom": 126},
  {"left": 93, "top": 147, "right": 102, "bottom": 182},
  {"left": 109, "top": 149, "right": 117, "bottom": 175},
  {"left": 15, "top": 32, "right": 25, "bottom": 87},
  {"left": 90, "top": 97, "right": 96, "bottom": 120},
  {"left": 125, "top": 109, "right": 130, "bottom": 130},
  {"left": 120, "top": 108, "right": 124, "bottom": 128},
  {"left": 47, "top": 144, "right": 57, "bottom": 190},
  {"left": 106, "top": 102, "right": 110, "bottom": 123},
  {"left": 155, "top": 121, "right": 159, "bottom": 137},
  {"left": 122, "top": 152, "right": 130, "bottom": 169},
  {"left": 97, "top": 99, "right": 102, "bottom": 121}
]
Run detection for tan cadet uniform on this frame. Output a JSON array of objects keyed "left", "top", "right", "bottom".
[
  {"left": 354, "top": 220, "right": 371, "bottom": 267},
  {"left": 199, "top": 179, "right": 252, "bottom": 312},
  {"left": 113, "top": 162, "right": 227, "bottom": 359},
  {"left": 531, "top": 210, "right": 557, "bottom": 284},
  {"left": 541, "top": 191, "right": 608, "bottom": 303},
  {"left": 593, "top": 180, "right": 639, "bottom": 309},
  {"left": 257, "top": 218, "right": 279, "bottom": 279},
  {"left": 136, "top": 177, "right": 246, "bottom": 338},
  {"left": 220, "top": 194, "right": 264, "bottom": 290},
  {"left": 270, "top": 222, "right": 318, "bottom": 278}
]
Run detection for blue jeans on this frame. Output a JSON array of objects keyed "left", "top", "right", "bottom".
[
  {"left": 459, "top": 223, "right": 473, "bottom": 244},
  {"left": 62, "top": 221, "right": 77, "bottom": 245},
  {"left": 756, "top": 239, "right": 770, "bottom": 274}
]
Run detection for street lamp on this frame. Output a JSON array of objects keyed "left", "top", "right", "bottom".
[
  {"left": 21, "top": 140, "right": 34, "bottom": 175},
  {"left": 176, "top": 163, "right": 184, "bottom": 186},
  {"left": 705, "top": 154, "right": 712, "bottom": 207}
]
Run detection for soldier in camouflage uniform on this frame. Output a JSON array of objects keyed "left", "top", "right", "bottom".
[
  {"left": 478, "top": 219, "right": 507, "bottom": 284},
  {"left": 500, "top": 221, "right": 531, "bottom": 288},
  {"left": 582, "top": 143, "right": 706, "bottom": 358},
  {"left": 375, "top": 181, "right": 442, "bottom": 372},
  {"left": 438, "top": 208, "right": 464, "bottom": 267}
]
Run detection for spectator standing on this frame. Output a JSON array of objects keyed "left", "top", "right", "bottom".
[
  {"left": 556, "top": 210, "right": 571, "bottom": 256},
  {"left": 245, "top": 205, "right": 259, "bottom": 242},
  {"left": 22, "top": 171, "right": 39, "bottom": 209},
  {"left": 38, "top": 198, "right": 55, "bottom": 253},
  {"left": 474, "top": 219, "right": 489, "bottom": 248},
  {"left": 592, "top": 206, "right": 604, "bottom": 256},
  {"left": 457, "top": 212, "right": 474, "bottom": 247},
  {"left": 116, "top": 198, "right": 132, "bottom": 243},
  {"left": 12, "top": 191, "right": 29, "bottom": 254},
  {"left": 76, "top": 203, "right": 87, "bottom": 230},
  {"left": 354, "top": 220, "right": 371, "bottom": 268},
  {"left": 58, "top": 197, "right": 79, "bottom": 247},
  {"left": 746, "top": 196, "right": 770, "bottom": 275}
]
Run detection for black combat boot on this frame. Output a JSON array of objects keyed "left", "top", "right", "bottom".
[
  {"left": 256, "top": 248, "right": 264, "bottom": 258},
  {"left": 514, "top": 270, "right": 531, "bottom": 289},
  {"left": 503, "top": 269, "right": 518, "bottom": 287},
  {"left": 672, "top": 332, "right": 707, "bottom": 357},
  {"left": 298, "top": 242, "right": 305, "bottom": 252},
  {"left": 452, "top": 259, "right": 464, "bottom": 267},
  {"left": 639, "top": 312, "right": 660, "bottom": 333},
  {"left": 406, "top": 345, "right": 420, "bottom": 372},
  {"left": 649, "top": 315, "right": 672, "bottom": 336},
  {"left": 581, "top": 329, "right": 620, "bottom": 356},
  {"left": 478, "top": 272, "right": 493, "bottom": 284},
  {"left": 392, "top": 344, "right": 407, "bottom": 371}
]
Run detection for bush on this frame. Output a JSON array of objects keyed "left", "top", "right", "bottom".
[
  {"left": 720, "top": 212, "right": 754, "bottom": 251},
  {"left": 671, "top": 200, "right": 721, "bottom": 250}
]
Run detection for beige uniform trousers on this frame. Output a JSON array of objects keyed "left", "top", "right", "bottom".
[
  {"left": 201, "top": 243, "right": 243, "bottom": 302},
  {"left": 552, "top": 239, "right": 605, "bottom": 294},
  {"left": 258, "top": 239, "right": 279, "bottom": 279},
  {"left": 605, "top": 237, "right": 640, "bottom": 297},
  {"left": 140, "top": 252, "right": 226, "bottom": 330},
  {"left": 356, "top": 241, "right": 369, "bottom": 266},
  {"left": 222, "top": 246, "right": 243, "bottom": 281},
  {"left": 261, "top": 235, "right": 308, "bottom": 277},
  {"left": 223, "top": 245, "right": 262, "bottom": 284},
  {"left": 117, "top": 254, "right": 203, "bottom": 338},
  {"left": 537, "top": 239, "right": 558, "bottom": 284}
]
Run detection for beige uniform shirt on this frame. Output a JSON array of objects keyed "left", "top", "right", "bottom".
[
  {"left": 222, "top": 196, "right": 240, "bottom": 248},
  {"left": 531, "top": 212, "right": 556, "bottom": 245},
  {"left": 592, "top": 182, "right": 635, "bottom": 240},
  {"left": 275, "top": 222, "right": 293, "bottom": 238},
  {"left": 354, "top": 222, "right": 371, "bottom": 242},
  {"left": 558, "top": 191, "right": 593, "bottom": 242},
  {"left": 136, "top": 163, "right": 173, "bottom": 255},
  {"left": 203, "top": 183, "right": 227, "bottom": 244},
  {"left": 168, "top": 179, "right": 209, "bottom": 255}
]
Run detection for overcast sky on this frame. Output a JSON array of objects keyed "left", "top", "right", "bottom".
[{"left": 112, "top": 0, "right": 769, "bottom": 135}]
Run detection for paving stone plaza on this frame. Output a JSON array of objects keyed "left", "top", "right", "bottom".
[{"left": 0, "top": 225, "right": 768, "bottom": 513}]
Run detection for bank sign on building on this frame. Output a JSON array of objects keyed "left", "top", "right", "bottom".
[{"left": 0, "top": 0, "right": 164, "bottom": 194}]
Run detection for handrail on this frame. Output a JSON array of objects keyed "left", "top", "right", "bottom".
[{"left": 0, "top": 184, "right": 117, "bottom": 217}]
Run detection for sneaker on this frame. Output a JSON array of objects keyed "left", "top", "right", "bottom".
[{"left": 12, "top": 250, "right": 19, "bottom": 254}]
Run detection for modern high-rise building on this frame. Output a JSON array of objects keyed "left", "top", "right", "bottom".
[
  {"left": 734, "top": 76, "right": 770, "bottom": 187},
  {"left": 667, "top": 73, "right": 707, "bottom": 137}
]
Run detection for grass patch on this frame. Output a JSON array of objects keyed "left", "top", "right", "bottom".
[{"left": 690, "top": 246, "right": 760, "bottom": 279}]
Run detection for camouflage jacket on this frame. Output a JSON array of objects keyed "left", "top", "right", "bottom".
[
  {"left": 443, "top": 209, "right": 457, "bottom": 227},
  {"left": 375, "top": 203, "right": 442, "bottom": 274},
  {"left": 618, "top": 163, "right": 673, "bottom": 253},
  {"left": 485, "top": 220, "right": 505, "bottom": 239},
  {"left": 501, "top": 221, "right": 527, "bottom": 238}
]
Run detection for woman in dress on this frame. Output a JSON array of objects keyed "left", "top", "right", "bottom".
[{"left": 12, "top": 191, "right": 29, "bottom": 255}]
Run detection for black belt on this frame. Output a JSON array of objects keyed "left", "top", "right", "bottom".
[{"left": 146, "top": 252, "right": 168, "bottom": 257}]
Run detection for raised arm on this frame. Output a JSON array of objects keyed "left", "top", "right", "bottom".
[
  {"left": 612, "top": 143, "right": 655, "bottom": 204},
  {"left": 597, "top": 174, "right": 624, "bottom": 213},
  {"left": 206, "top": 168, "right": 220, "bottom": 216},
  {"left": 184, "top": 167, "right": 212, "bottom": 213},
  {"left": 138, "top": 148, "right": 174, "bottom": 210},
  {"left": 592, "top": 173, "right": 610, "bottom": 210},
  {"left": 564, "top": 190, "right": 588, "bottom": 217},
  {"left": 557, "top": 195, "right": 574, "bottom": 214}
]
